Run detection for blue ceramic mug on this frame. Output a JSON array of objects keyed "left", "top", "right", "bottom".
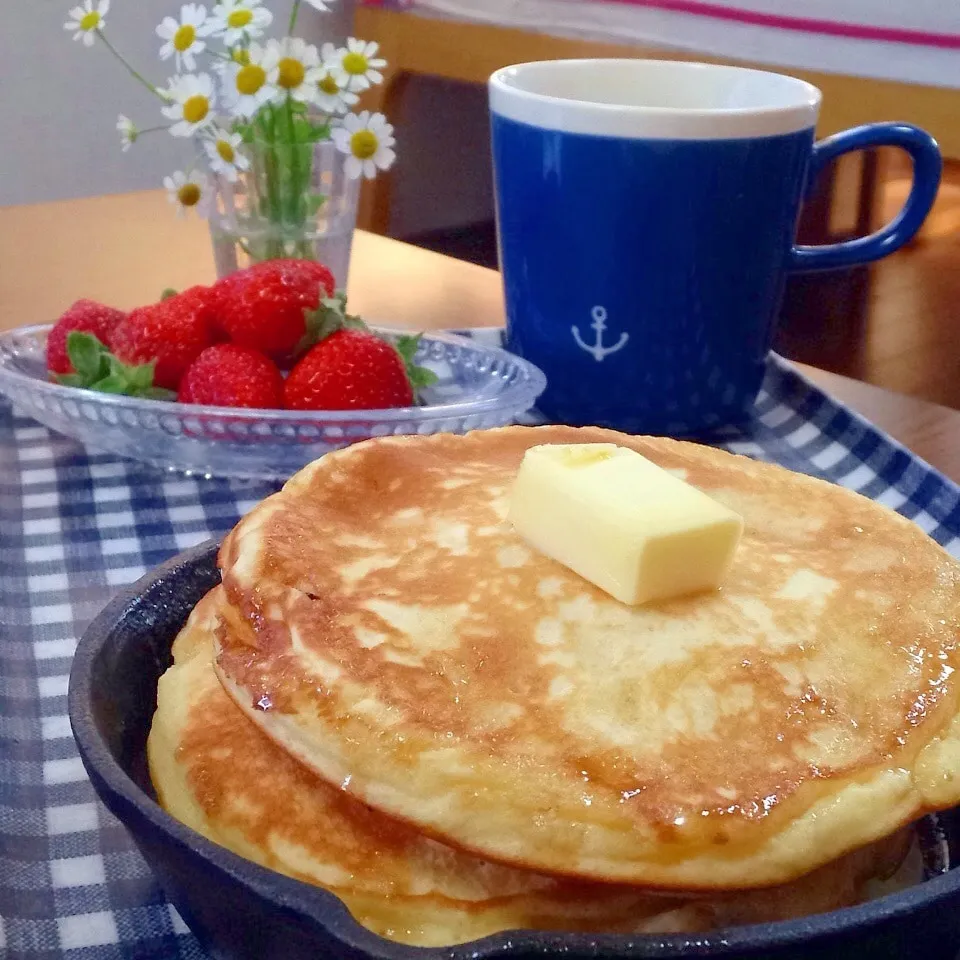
[{"left": 489, "top": 59, "right": 942, "bottom": 435}]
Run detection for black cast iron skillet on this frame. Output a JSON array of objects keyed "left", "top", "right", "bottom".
[{"left": 69, "top": 540, "right": 960, "bottom": 960}]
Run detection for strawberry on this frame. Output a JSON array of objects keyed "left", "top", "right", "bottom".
[
  {"left": 110, "top": 286, "right": 217, "bottom": 389},
  {"left": 47, "top": 300, "right": 124, "bottom": 375},
  {"left": 179, "top": 344, "right": 284, "bottom": 409},
  {"left": 212, "top": 259, "right": 335, "bottom": 362},
  {"left": 284, "top": 329, "right": 416, "bottom": 411}
]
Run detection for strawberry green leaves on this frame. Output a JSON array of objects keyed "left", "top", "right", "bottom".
[
  {"left": 299, "top": 290, "right": 370, "bottom": 353},
  {"left": 395, "top": 334, "right": 439, "bottom": 397},
  {"left": 54, "top": 332, "right": 175, "bottom": 400}
]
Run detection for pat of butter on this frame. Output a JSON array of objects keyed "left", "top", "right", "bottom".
[{"left": 507, "top": 444, "right": 743, "bottom": 605}]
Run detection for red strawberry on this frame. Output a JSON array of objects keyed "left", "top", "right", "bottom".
[
  {"left": 47, "top": 300, "right": 124, "bottom": 375},
  {"left": 178, "top": 344, "right": 284, "bottom": 409},
  {"left": 284, "top": 329, "right": 414, "bottom": 411},
  {"left": 110, "top": 286, "right": 216, "bottom": 389},
  {"left": 212, "top": 259, "right": 335, "bottom": 361}
]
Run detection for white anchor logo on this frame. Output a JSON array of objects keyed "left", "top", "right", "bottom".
[{"left": 572, "top": 306, "right": 629, "bottom": 362}]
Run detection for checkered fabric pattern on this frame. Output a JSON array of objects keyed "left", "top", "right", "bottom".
[{"left": 2, "top": 344, "right": 959, "bottom": 959}]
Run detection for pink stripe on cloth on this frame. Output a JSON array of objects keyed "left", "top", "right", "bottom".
[{"left": 584, "top": 0, "right": 960, "bottom": 49}]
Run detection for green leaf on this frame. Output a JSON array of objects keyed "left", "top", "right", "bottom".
[
  {"left": 89, "top": 374, "right": 130, "bottom": 394},
  {"left": 306, "top": 123, "right": 332, "bottom": 143},
  {"left": 66, "top": 331, "right": 108, "bottom": 382},
  {"left": 127, "top": 360, "right": 157, "bottom": 390},
  {"left": 304, "top": 192, "right": 327, "bottom": 217},
  {"left": 394, "top": 334, "right": 422, "bottom": 366},
  {"left": 136, "top": 386, "right": 176, "bottom": 401},
  {"left": 296, "top": 289, "right": 369, "bottom": 356},
  {"left": 408, "top": 365, "right": 439, "bottom": 390},
  {"left": 57, "top": 332, "right": 167, "bottom": 399},
  {"left": 160, "top": 288, "right": 178, "bottom": 301},
  {"left": 343, "top": 313, "right": 369, "bottom": 332},
  {"left": 394, "top": 333, "right": 439, "bottom": 399},
  {"left": 293, "top": 117, "right": 313, "bottom": 143}
]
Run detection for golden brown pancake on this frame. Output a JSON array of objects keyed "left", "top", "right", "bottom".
[
  {"left": 214, "top": 426, "right": 960, "bottom": 889},
  {"left": 149, "top": 588, "right": 915, "bottom": 947}
]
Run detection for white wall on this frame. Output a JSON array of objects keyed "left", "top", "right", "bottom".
[{"left": 0, "top": 0, "right": 350, "bottom": 206}]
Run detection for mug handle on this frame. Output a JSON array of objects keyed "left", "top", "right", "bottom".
[{"left": 790, "top": 123, "right": 942, "bottom": 273}]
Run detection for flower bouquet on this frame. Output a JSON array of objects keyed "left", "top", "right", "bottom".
[{"left": 66, "top": 0, "right": 396, "bottom": 282}]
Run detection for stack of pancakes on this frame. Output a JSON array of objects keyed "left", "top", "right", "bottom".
[{"left": 149, "top": 426, "right": 960, "bottom": 946}]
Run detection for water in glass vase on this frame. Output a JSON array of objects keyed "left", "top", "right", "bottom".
[{"left": 209, "top": 138, "right": 360, "bottom": 287}]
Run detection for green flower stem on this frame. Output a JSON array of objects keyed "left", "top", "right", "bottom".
[
  {"left": 240, "top": 100, "right": 323, "bottom": 262},
  {"left": 289, "top": 0, "right": 303, "bottom": 33},
  {"left": 284, "top": 97, "right": 302, "bottom": 223},
  {"left": 259, "top": 108, "right": 285, "bottom": 258},
  {"left": 95, "top": 30, "right": 166, "bottom": 100}
]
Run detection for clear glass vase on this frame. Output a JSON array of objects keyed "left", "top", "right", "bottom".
[{"left": 209, "top": 139, "right": 360, "bottom": 288}]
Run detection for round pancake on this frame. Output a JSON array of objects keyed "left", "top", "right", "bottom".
[
  {"left": 214, "top": 425, "right": 960, "bottom": 889},
  {"left": 150, "top": 588, "right": 914, "bottom": 947}
]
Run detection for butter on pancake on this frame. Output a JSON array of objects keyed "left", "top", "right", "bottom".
[
  {"left": 149, "top": 589, "right": 915, "bottom": 947},
  {"left": 214, "top": 425, "right": 960, "bottom": 890}
]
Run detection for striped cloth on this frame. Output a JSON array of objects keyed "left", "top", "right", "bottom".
[{"left": 1, "top": 345, "right": 959, "bottom": 958}]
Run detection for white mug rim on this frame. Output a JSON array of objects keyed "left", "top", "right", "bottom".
[{"left": 489, "top": 59, "right": 823, "bottom": 140}]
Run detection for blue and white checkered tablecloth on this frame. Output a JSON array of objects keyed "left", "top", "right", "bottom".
[{"left": 2, "top": 348, "right": 960, "bottom": 959}]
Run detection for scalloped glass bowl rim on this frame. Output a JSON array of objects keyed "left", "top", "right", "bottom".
[{"left": 0, "top": 324, "right": 546, "bottom": 423}]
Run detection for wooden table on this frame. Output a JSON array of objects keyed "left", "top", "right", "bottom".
[{"left": 2, "top": 190, "right": 958, "bottom": 480}]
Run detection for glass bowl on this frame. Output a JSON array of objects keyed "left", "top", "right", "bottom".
[{"left": 0, "top": 325, "right": 547, "bottom": 480}]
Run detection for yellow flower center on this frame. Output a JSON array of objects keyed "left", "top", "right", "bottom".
[
  {"left": 350, "top": 129, "right": 378, "bottom": 160},
  {"left": 227, "top": 8, "right": 253, "bottom": 28},
  {"left": 232, "top": 48, "right": 250, "bottom": 65},
  {"left": 277, "top": 57, "right": 305, "bottom": 90},
  {"left": 236, "top": 64, "right": 266, "bottom": 95},
  {"left": 182, "top": 95, "right": 210, "bottom": 125},
  {"left": 317, "top": 73, "right": 339, "bottom": 95},
  {"left": 178, "top": 183, "right": 201, "bottom": 207},
  {"left": 79, "top": 11, "right": 101, "bottom": 30},
  {"left": 173, "top": 24, "right": 196, "bottom": 52},
  {"left": 341, "top": 52, "right": 369, "bottom": 76},
  {"left": 216, "top": 139, "right": 236, "bottom": 163}
]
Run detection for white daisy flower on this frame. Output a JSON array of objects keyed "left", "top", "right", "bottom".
[
  {"left": 164, "top": 170, "right": 214, "bottom": 218},
  {"left": 64, "top": 0, "right": 110, "bottom": 47},
  {"left": 262, "top": 37, "right": 323, "bottom": 105},
  {"left": 323, "top": 38, "right": 386, "bottom": 93},
  {"left": 206, "top": 0, "right": 272, "bottom": 46},
  {"left": 220, "top": 43, "right": 276, "bottom": 118},
  {"left": 157, "top": 3, "right": 213, "bottom": 72},
  {"left": 203, "top": 128, "right": 249, "bottom": 182},
  {"left": 116, "top": 114, "right": 138, "bottom": 151},
  {"left": 212, "top": 45, "right": 248, "bottom": 80},
  {"left": 161, "top": 72, "right": 216, "bottom": 137},
  {"left": 331, "top": 111, "right": 395, "bottom": 180},
  {"left": 303, "top": 0, "right": 335, "bottom": 11},
  {"left": 313, "top": 46, "right": 359, "bottom": 113}
]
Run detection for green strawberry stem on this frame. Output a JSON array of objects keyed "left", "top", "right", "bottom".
[{"left": 55, "top": 331, "right": 175, "bottom": 401}]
